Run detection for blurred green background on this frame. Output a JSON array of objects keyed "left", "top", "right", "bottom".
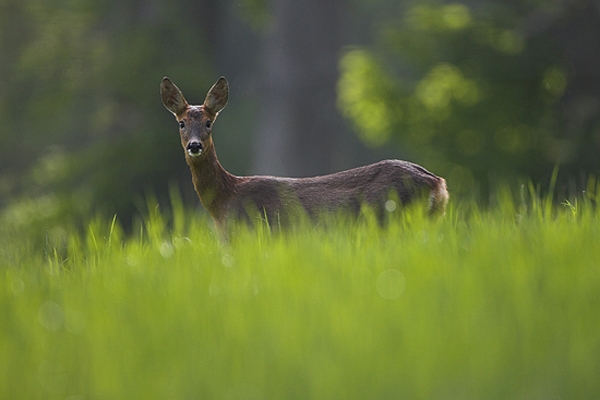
[{"left": 2, "top": 0, "right": 599, "bottom": 227}]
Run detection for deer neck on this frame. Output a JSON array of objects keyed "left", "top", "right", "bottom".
[{"left": 188, "top": 146, "right": 239, "bottom": 223}]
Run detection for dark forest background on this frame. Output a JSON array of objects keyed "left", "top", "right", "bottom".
[{"left": 2, "top": 0, "right": 599, "bottom": 229}]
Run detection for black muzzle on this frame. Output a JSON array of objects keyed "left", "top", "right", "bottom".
[{"left": 186, "top": 141, "right": 203, "bottom": 157}]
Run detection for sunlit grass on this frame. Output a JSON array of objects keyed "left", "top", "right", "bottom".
[{"left": 1, "top": 189, "right": 600, "bottom": 399}]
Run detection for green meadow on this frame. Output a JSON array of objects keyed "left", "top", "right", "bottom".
[{"left": 1, "top": 188, "right": 600, "bottom": 399}]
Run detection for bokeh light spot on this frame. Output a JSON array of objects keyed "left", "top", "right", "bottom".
[
  {"left": 385, "top": 200, "right": 397, "bottom": 212},
  {"left": 542, "top": 66, "right": 567, "bottom": 97},
  {"left": 38, "top": 301, "right": 64, "bottom": 331},
  {"left": 442, "top": 3, "right": 472, "bottom": 30},
  {"left": 376, "top": 269, "right": 406, "bottom": 300}
]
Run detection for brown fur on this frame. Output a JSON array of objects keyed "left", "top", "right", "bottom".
[{"left": 160, "top": 76, "right": 449, "bottom": 236}]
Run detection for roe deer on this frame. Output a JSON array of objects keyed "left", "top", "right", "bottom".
[{"left": 160, "top": 76, "right": 448, "bottom": 236}]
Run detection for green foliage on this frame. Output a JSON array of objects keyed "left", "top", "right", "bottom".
[
  {"left": 338, "top": 49, "right": 395, "bottom": 147},
  {"left": 0, "top": 0, "right": 217, "bottom": 224},
  {"left": 2, "top": 189, "right": 600, "bottom": 398},
  {"left": 235, "top": 0, "right": 272, "bottom": 31},
  {"left": 339, "top": 0, "right": 600, "bottom": 197}
]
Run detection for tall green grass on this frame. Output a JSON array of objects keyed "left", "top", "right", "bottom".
[{"left": 1, "top": 188, "right": 599, "bottom": 399}]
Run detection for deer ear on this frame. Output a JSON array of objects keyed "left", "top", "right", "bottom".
[
  {"left": 204, "top": 77, "right": 229, "bottom": 115},
  {"left": 160, "top": 77, "right": 189, "bottom": 117}
]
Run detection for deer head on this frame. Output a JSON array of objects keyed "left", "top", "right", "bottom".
[{"left": 160, "top": 77, "right": 229, "bottom": 160}]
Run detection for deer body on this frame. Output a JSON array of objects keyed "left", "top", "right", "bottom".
[{"left": 161, "top": 76, "right": 448, "bottom": 235}]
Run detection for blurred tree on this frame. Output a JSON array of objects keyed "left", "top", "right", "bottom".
[
  {"left": 6, "top": 0, "right": 598, "bottom": 233},
  {"left": 0, "top": 0, "right": 225, "bottom": 228},
  {"left": 1, "top": 0, "right": 360, "bottom": 231},
  {"left": 252, "top": 0, "right": 352, "bottom": 177},
  {"left": 338, "top": 0, "right": 600, "bottom": 197}
]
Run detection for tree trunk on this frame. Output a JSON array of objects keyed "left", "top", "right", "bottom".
[{"left": 252, "top": 0, "right": 349, "bottom": 177}]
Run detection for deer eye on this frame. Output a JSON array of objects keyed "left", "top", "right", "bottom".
[
  {"left": 206, "top": 120, "right": 212, "bottom": 129},
  {"left": 179, "top": 121, "right": 185, "bottom": 129}
]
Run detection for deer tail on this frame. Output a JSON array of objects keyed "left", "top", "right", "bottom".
[{"left": 428, "top": 178, "right": 449, "bottom": 215}]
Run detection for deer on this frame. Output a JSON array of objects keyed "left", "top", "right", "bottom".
[{"left": 160, "top": 76, "right": 449, "bottom": 238}]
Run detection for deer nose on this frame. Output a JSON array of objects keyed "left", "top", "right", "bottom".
[{"left": 187, "top": 141, "right": 203, "bottom": 157}]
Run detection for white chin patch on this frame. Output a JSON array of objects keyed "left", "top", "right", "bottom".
[{"left": 187, "top": 149, "right": 202, "bottom": 157}]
